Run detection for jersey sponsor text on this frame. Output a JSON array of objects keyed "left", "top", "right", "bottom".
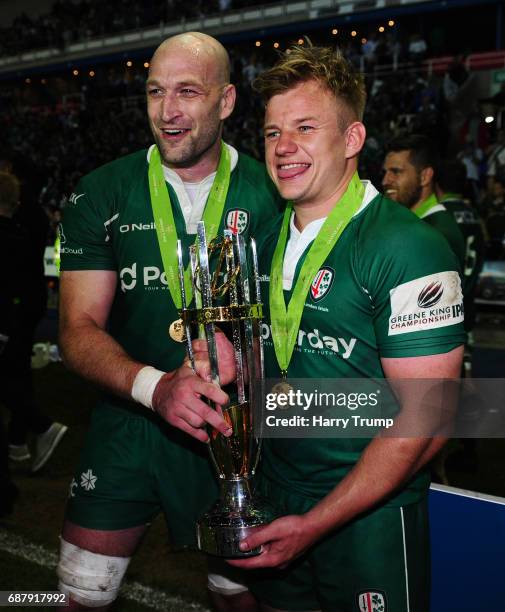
[
  {"left": 60, "top": 247, "right": 84, "bottom": 255},
  {"left": 261, "top": 323, "right": 356, "bottom": 359},
  {"left": 388, "top": 271, "right": 464, "bottom": 336},
  {"left": 120, "top": 263, "right": 168, "bottom": 292}
]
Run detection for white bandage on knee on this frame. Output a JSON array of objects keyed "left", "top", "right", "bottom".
[
  {"left": 57, "top": 539, "right": 130, "bottom": 607},
  {"left": 207, "top": 572, "right": 249, "bottom": 596},
  {"left": 131, "top": 366, "right": 165, "bottom": 410}
]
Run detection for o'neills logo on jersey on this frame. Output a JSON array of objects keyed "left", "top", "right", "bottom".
[
  {"left": 388, "top": 271, "right": 464, "bottom": 336},
  {"left": 311, "top": 267, "right": 334, "bottom": 302},
  {"left": 120, "top": 222, "right": 156, "bottom": 233},
  {"left": 68, "top": 192, "right": 85, "bottom": 205},
  {"left": 357, "top": 590, "right": 387, "bottom": 612},
  {"left": 226, "top": 209, "right": 249, "bottom": 235}
]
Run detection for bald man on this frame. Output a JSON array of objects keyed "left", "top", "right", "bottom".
[{"left": 56, "top": 32, "right": 281, "bottom": 610}]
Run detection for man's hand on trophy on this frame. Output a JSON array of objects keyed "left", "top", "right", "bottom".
[
  {"left": 152, "top": 366, "right": 233, "bottom": 443},
  {"left": 191, "top": 329, "right": 237, "bottom": 386},
  {"left": 227, "top": 514, "right": 316, "bottom": 570}
]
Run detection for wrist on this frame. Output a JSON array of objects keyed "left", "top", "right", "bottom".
[
  {"left": 131, "top": 366, "right": 165, "bottom": 410},
  {"left": 303, "top": 506, "right": 338, "bottom": 542}
]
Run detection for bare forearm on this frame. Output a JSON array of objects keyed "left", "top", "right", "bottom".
[
  {"left": 59, "top": 270, "right": 149, "bottom": 400},
  {"left": 304, "top": 435, "right": 444, "bottom": 541},
  {"left": 60, "top": 319, "right": 146, "bottom": 399},
  {"left": 231, "top": 434, "right": 446, "bottom": 569},
  {"left": 59, "top": 314, "right": 233, "bottom": 442},
  {"left": 304, "top": 350, "right": 462, "bottom": 539},
  {"left": 231, "top": 349, "right": 463, "bottom": 569}
]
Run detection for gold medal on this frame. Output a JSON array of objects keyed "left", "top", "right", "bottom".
[
  {"left": 169, "top": 319, "right": 185, "bottom": 342},
  {"left": 271, "top": 381, "right": 293, "bottom": 395},
  {"left": 270, "top": 380, "right": 293, "bottom": 409}
]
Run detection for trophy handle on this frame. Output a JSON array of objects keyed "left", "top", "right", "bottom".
[
  {"left": 196, "top": 223, "right": 220, "bottom": 386},
  {"left": 195, "top": 223, "right": 228, "bottom": 480},
  {"left": 235, "top": 233, "right": 262, "bottom": 478},
  {"left": 249, "top": 237, "right": 265, "bottom": 475},
  {"left": 177, "top": 240, "right": 195, "bottom": 369},
  {"left": 224, "top": 230, "right": 247, "bottom": 406}
]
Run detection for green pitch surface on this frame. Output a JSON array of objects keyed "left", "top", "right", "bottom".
[{"left": 1, "top": 363, "right": 210, "bottom": 611}]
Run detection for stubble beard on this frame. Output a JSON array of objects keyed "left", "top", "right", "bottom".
[
  {"left": 397, "top": 182, "right": 423, "bottom": 209},
  {"left": 153, "top": 115, "right": 223, "bottom": 170}
]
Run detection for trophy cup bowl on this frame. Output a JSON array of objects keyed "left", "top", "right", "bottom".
[{"left": 176, "top": 222, "right": 276, "bottom": 558}]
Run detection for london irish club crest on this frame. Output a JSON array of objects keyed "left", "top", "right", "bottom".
[
  {"left": 226, "top": 209, "right": 249, "bottom": 235},
  {"left": 311, "top": 267, "right": 334, "bottom": 302},
  {"left": 357, "top": 590, "right": 387, "bottom": 612}
]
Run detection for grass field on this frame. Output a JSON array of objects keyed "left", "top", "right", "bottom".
[
  {"left": 0, "top": 363, "right": 210, "bottom": 611},
  {"left": 1, "top": 307, "right": 505, "bottom": 610}
]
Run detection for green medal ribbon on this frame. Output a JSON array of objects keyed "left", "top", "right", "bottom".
[
  {"left": 270, "top": 172, "right": 365, "bottom": 375},
  {"left": 148, "top": 141, "right": 231, "bottom": 308},
  {"left": 413, "top": 193, "right": 438, "bottom": 219}
]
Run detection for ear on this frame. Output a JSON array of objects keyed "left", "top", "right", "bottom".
[
  {"left": 420, "top": 166, "right": 434, "bottom": 187},
  {"left": 220, "top": 84, "right": 236, "bottom": 120},
  {"left": 344, "top": 122, "right": 366, "bottom": 159}
]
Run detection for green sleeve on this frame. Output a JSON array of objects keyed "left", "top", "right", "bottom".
[
  {"left": 358, "top": 211, "right": 466, "bottom": 358},
  {"left": 59, "top": 177, "right": 116, "bottom": 272}
]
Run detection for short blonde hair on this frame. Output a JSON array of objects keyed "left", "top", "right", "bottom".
[{"left": 254, "top": 43, "right": 366, "bottom": 126}]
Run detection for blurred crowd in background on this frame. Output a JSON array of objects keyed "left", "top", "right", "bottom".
[
  {"left": 0, "top": 0, "right": 281, "bottom": 56},
  {"left": 1, "top": 1, "right": 505, "bottom": 256}
]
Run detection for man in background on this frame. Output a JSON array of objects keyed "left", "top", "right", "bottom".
[
  {"left": 0, "top": 171, "right": 23, "bottom": 516},
  {"left": 435, "top": 159, "right": 486, "bottom": 477},
  {"left": 435, "top": 159, "right": 485, "bottom": 338},
  {"left": 0, "top": 155, "right": 67, "bottom": 475},
  {"left": 226, "top": 44, "right": 465, "bottom": 612},
  {"left": 382, "top": 133, "right": 466, "bottom": 270}
]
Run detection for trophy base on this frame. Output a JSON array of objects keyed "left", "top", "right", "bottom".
[{"left": 197, "top": 481, "right": 276, "bottom": 558}]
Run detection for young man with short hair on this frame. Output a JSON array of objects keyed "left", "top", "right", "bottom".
[
  {"left": 382, "top": 133, "right": 466, "bottom": 269},
  {"left": 227, "top": 45, "right": 465, "bottom": 612}
]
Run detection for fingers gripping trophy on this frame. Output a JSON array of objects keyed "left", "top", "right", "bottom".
[{"left": 176, "top": 221, "right": 276, "bottom": 557}]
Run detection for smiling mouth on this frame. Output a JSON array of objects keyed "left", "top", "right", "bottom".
[
  {"left": 160, "top": 128, "right": 191, "bottom": 139},
  {"left": 277, "top": 162, "right": 311, "bottom": 180}
]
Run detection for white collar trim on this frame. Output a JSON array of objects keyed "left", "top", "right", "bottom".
[
  {"left": 146, "top": 143, "right": 238, "bottom": 234},
  {"left": 282, "top": 180, "right": 379, "bottom": 290}
]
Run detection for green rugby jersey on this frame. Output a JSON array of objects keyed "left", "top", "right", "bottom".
[
  {"left": 60, "top": 147, "right": 282, "bottom": 398},
  {"left": 442, "top": 197, "right": 485, "bottom": 298},
  {"left": 257, "top": 185, "right": 466, "bottom": 503},
  {"left": 415, "top": 196, "right": 466, "bottom": 274}
]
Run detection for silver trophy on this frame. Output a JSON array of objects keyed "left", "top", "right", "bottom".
[{"left": 176, "top": 221, "right": 275, "bottom": 557}]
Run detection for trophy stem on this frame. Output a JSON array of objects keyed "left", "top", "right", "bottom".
[
  {"left": 196, "top": 476, "right": 276, "bottom": 558},
  {"left": 221, "top": 477, "right": 253, "bottom": 511}
]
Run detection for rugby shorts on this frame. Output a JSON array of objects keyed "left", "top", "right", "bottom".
[
  {"left": 66, "top": 402, "right": 218, "bottom": 547},
  {"left": 247, "top": 475, "right": 430, "bottom": 612}
]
